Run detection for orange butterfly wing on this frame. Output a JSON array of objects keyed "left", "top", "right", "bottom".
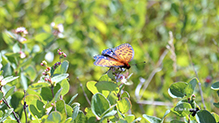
[
  {"left": 94, "top": 55, "right": 125, "bottom": 67},
  {"left": 94, "top": 43, "right": 134, "bottom": 68},
  {"left": 113, "top": 43, "right": 134, "bottom": 63}
]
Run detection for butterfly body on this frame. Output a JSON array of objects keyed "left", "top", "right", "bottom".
[{"left": 94, "top": 43, "right": 134, "bottom": 69}]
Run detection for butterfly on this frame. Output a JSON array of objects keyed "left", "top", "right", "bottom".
[{"left": 94, "top": 43, "right": 134, "bottom": 69}]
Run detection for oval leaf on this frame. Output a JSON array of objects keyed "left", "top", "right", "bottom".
[
  {"left": 172, "top": 102, "right": 192, "bottom": 117},
  {"left": 51, "top": 73, "right": 69, "bottom": 84},
  {"left": 96, "top": 81, "right": 119, "bottom": 93},
  {"left": 47, "top": 111, "right": 62, "bottom": 122},
  {"left": 91, "top": 93, "right": 110, "bottom": 118},
  {"left": 2, "top": 76, "right": 19, "bottom": 85},
  {"left": 86, "top": 81, "right": 99, "bottom": 94},
  {"left": 211, "top": 82, "right": 219, "bottom": 90},
  {"left": 168, "top": 82, "right": 187, "bottom": 98},
  {"left": 196, "top": 110, "right": 216, "bottom": 123},
  {"left": 185, "top": 78, "right": 197, "bottom": 97},
  {"left": 117, "top": 97, "right": 132, "bottom": 114}
]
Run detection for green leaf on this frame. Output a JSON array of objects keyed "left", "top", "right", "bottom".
[
  {"left": 73, "top": 110, "right": 86, "bottom": 123},
  {"left": 196, "top": 110, "right": 216, "bottom": 123},
  {"left": 72, "top": 104, "right": 80, "bottom": 121},
  {"left": 4, "top": 53, "right": 20, "bottom": 57},
  {"left": 2, "top": 30, "right": 14, "bottom": 45},
  {"left": 172, "top": 102, "right": 192, "bottom": 117},
  {"left": 51, "top": 88, "right": 62, "bottom": 102},
  {"left": 87, "top": 81, "right": 99, "bottom": 95},
  {"left": 161, "top": 110, "right": 171, "bottom": 122},
  {"left": 53, "top": 60, "right": 69, "bottom": 75},
  {"left": 212, "top": 112, "right": 219, "bottom": 123},
  {"left": 24, "top": 66, "right": 36, "bottom": 81},
  {"left": 117, "top": 97, "right": 132, "bottom": 114},
  {"left": 99, "top": 73, "right": 111, "bottom": 82},
  {"left": 99, "top": 105, "right": 117, "bottom": 122},
  {"left": 211, "top": 82, "right": 219, "bottom": 90},
  {"left": 51, "top": 73, "right": 69, "bottom": 84},
  {"left": 101, "top": 110, "right": 117, "bottom": 122},
  {"left": 29, "top": 100, "right": 45, "bottom": 118},
  {"left": 29, "top": 82, "right": 50, "bottom": 90},
  {"left": 2, "top": 76, "right": 19, "bottom": 85},
  {"left": 91, "top": 93, "right": 110, "bottom": 118},
  {"left": 142, "top": 114, "right": 161, "bottom": 123},
  {"left": 121, "top": 91, "right": 130, "bottom": 99},
  {"left": 213, "top": 102, "right": 219, "bottom": 108},
  {"left": 10, "top": 91, "right": 24, "bottom": 110},
  {"left": 107, "top": 92, "right": 118, "bottom": 105},
  {"left": 60, "top": 79, "right": 70, "bottom": 96},
  {"left": 65, "top": 118, "right": 73, "bottom": 123},
  {"left": 20, "top": 72, "right": 28, "bottom": 90},
  {"left": 170, "top": 120, "right": 185, "bottom": 123},
  {"left": 46, "top": 111, "right": 62, "bottom": 122},
  {"left": 68, "top": 93, "right": 78, "bottom": 105},
  {"left": 18, "top": 58, "right": 32, "bottom": 70},
  {"left": 56, "top": 100, "right": 66, "bottom": 114},
  {"left": 85, "top": 108, "right": 96, "bottom": 123},
  {"left": 0, "top": 108, "right": 13, "bottom": 122},
  {"left": 124, "top": 115, "right": 135, "bottom": 123},
  {"left": 168, "top": 82, "right": 187, "bottom": 98},
  {"left": 0, "top": 92, "right": 3, "bottom": 100},
  {"left": 3, "top": 120, "right": 17, "bottom": 123},
  {"left": 25, "top": 94, "right": 45, "bottom": 118},
  {"left": 132, "top": 117, "right": 142, "bottom": 123},
  {"left": 41, "top": 87, "right": 53, "bottom": 101},
  {"left": 5, "top": 86, "right": 15, "bottom": 99},
  {"left": 65, "top": 104, "right": 73, "bottom": 117},
  {"left": 2, "top": 63, "right": 12, "bottom": 76},
  {"left": 34, "top": 33, "right": 54, "bottom": 44},
  {"left": 184, "top": 78, "right": 197, "bottom": 97},
  {"left": 56, "top": 100, "right": 67, "bottom": 121},
  {"left": 96, "top": 81, "right": 119, "bottom": 93}
]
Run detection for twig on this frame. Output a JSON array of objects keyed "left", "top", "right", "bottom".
[
  {"left": 139, "top": 49, "right": 168, "bottom": 99},
  {"left": 166, "top": 31, "right": 177, "bottom": 72},
  {"left": 23, "top": 90, "right": 27, "bottom": 123},
  {"left": 137, "top": 100, "right": 173, "bottom": 106},
  {"left": 77, "top": 77, "right": 91, "bottom": 106},
  {"left": 185, "top": 44, "right": 206, "bottom": 109},
  {"left": 136, "top": 32, "right": 173, "bottom": 100},
  {"left": 2, "top": 96, "right": 20, "bottom": 123}
]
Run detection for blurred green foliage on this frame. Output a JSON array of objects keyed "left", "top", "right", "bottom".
[{"left": 1, "top": 0, "right": 219, "bottom": 122}]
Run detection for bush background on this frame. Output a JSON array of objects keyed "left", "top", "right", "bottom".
[{"left": 1, "top": 0, "right": 219, "bottom": 120}]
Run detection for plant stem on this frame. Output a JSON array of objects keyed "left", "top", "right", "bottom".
[
  {"left": 77, "top": 77, "right": 91, "bottom": 106},
  {"left": 2, "top": 96, "right": 21, "bottom": 123},
  {"left": 23, "top": 90, "right": 27, "bottom": 123},
  {"left": 185, "top": 43, "right": 206, "bottom": 109}
]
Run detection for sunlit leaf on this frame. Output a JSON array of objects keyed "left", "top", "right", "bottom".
[
  {"left": 117, "top": 97, "right": 132, "bottom": 114},
  {"left": 184, "top": 78, "right": 197, "bottom": 97},
  {"left": 29, "top": 82, "right": 50, "bottom": 90},
  {"left": 59, "top": 79, "right": 70, "bottom": 96},
  {"left": 51, "top": 73, "right": 69, "bottom": 84}
]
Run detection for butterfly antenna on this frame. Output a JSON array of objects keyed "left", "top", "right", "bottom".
[{"left": 131, "top": 61, "right": 146, "bottom": 67}]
